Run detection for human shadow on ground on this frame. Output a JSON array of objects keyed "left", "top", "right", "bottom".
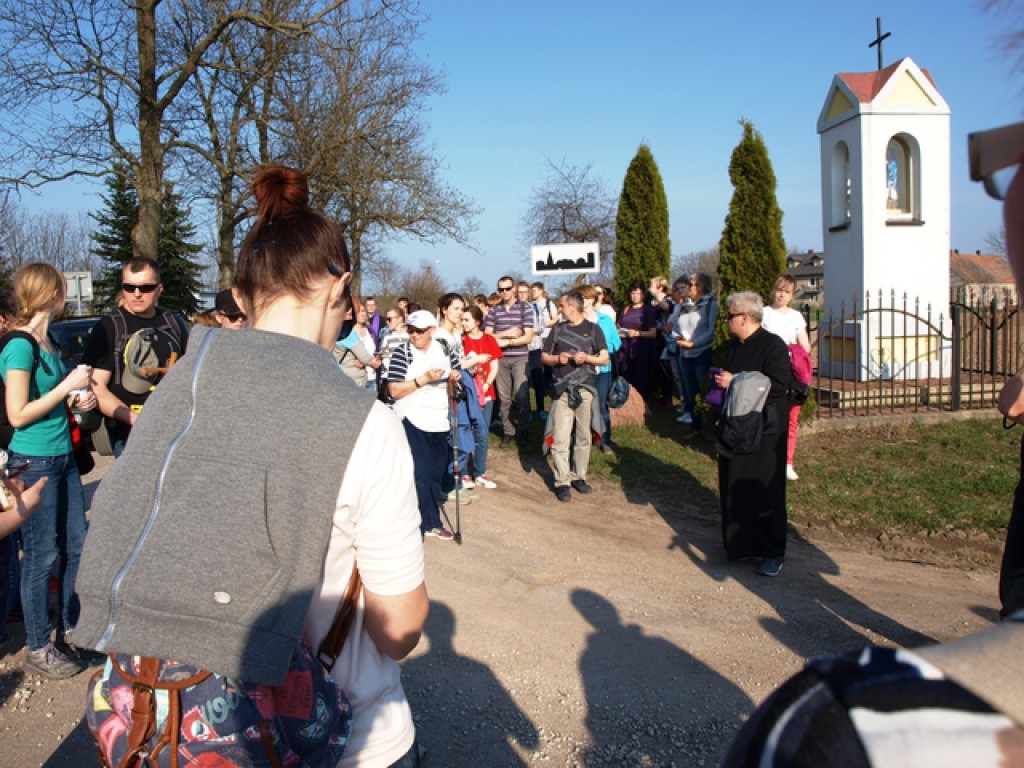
[
  {"left": 403, "top": 600, "right": 538, "bottom": 766},
  {"left": 572, "top": 588, "right": 752, "bottom": 766},
  {"left": 612, "top": 432, "right": 936, "bottom": 662},
  {"left": 42, "top": 719, "right": 95, "bottom": 767}
]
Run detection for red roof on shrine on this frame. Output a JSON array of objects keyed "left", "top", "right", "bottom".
[{"left": 837, "top": 58, "right": 937, "bottom": 103}]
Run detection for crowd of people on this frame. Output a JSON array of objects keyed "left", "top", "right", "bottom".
[{"left": 1, "top": 146, "right": 1022, "bottom": 766}]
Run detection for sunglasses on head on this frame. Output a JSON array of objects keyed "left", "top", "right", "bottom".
[{"left": 123, "top": 283, "right": 159, "bottom": 294}]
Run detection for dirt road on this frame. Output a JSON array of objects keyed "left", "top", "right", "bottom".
[{"left": 0, "top": 447, "right": 1000, "bottom": 767}]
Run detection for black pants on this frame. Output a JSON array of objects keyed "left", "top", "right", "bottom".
[{"left": 1000, "top": 436, "right": 1024, "bottom": 617}]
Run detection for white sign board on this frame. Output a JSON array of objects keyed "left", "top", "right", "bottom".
[
  {"left": 64, "top": 271, "right": 94, "bottom": 301},
  {"left": 530, "top": 242, "right": 600, "bottom": 276}
]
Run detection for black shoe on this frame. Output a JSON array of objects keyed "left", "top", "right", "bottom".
[
  {"left": 555, "top": 486, "right": 571, "bottom": 502},
  {"left": 500, "top": 435, "right": 513, "bottom": 448},
  {"left": 571, "top": 479, "right": 593, "bottom": 494}
]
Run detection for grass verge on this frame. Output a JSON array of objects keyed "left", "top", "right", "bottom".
[{"left": 585, "top": 409, "right": 1019, "bottom": 537}]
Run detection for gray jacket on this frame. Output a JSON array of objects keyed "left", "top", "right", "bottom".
[{"left": 74, "top": 325, "right": 375, "bottom": 685}]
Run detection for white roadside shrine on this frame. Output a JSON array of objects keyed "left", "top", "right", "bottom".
[{"left": 816, "top": 56, "right": 951, "bottom": 380}]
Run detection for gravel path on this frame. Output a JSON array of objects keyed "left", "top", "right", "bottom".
[{"left": 0, "top": 447, "right": 1001, "bottom": 767}]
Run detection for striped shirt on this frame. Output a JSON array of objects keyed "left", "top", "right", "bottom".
[{"left": 483, "top": 300, "right": 534, "bottom": 357}]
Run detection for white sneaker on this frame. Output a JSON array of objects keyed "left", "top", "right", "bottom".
[
  {"left": 461, "top": 475, "right": 476, "bottom": 489},
  {"left": 474, "top": 475, "right": 497, "bottom": 489},
  {"left": 676, "top": 412, "right": 693, "bottom": 424},
  {"left": 786, "top": 465, "right": 799, "bottom": 481}
]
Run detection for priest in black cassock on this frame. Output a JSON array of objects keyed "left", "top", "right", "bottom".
[{"left": 713, "top": 291, "right": 792, "bottom": 577}]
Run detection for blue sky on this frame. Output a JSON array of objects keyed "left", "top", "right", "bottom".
[
  {"left": 19, "top": 0, "right": 1024, "bottom": 291},
  {"left": 392, "top": 0, "right": 1022, "bottom": 288}
]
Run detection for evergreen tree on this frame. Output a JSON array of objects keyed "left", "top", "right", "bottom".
[
  {"left": 715, "top": 120, "right": 787, "bottom": 348},
  {"left": 91, "top": 169, "right": 204, "bottom": 315},
  {"left": 90, "top": 169, "right": 138, "bottom": 310},
  {"left": 614, "top": 144, "right": 670, "bottom": 304},
  {"left": 156, "top": 186, "right": 204, "bottom": 316}
]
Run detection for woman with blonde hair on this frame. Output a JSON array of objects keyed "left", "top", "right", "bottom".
[
  {"left": 761, "top": 273, "right": 810, "bottom": 480},
  {"left": 1, "top": 263, "right": 98, "bottom": 678}
]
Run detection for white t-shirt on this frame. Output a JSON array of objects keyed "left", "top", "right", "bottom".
[
  {"left": 304, "top": 402, "right": 425, "bottom": 768},
  {"left": 762, "top": 306, "right": 807, "bottom": 346}
]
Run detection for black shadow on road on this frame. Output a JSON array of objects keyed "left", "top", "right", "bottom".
[
  {"left": 572, "top": 588, "right": 752, "bottom": 765},
  {"left": 403, "top": 600, "right": 538, "bottom": 766}
]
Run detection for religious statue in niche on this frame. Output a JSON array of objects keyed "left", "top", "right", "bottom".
[{"left": 886, "top": 153, "right": 900, "bottom": 209}]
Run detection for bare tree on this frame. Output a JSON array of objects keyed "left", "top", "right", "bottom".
[
  {"left": 0, "top": 0, "right": 345, "bottom": 270},
  {"left": 274, "top": 0, "right": 479, "bottom": 293},
  {"left": 671, "top": 247, "right": 721, "bottom": 285},
  {"left": 0, "top": 198, "right": 95, "bottom": 273},
  {"left": 396, "top": 260, "right": 446, "bottom": 309},
  {"left": 985, "top": 228, "right": 1007, "bottom": 257},
  {"left": 520, "top": 158, "right": 617, "bottom": 281},
  {"left": 457, "top": 275, "right": 487, "bottom": 299}
]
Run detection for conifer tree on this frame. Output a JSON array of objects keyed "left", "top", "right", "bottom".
[
  {"left": 90, "top": 168, "right": 138, "bottom": 310},
  {"left": 91, "top": 169, "right": 204, "bottom": 315},
  {"left": 715, "top": 120, "right": 787, "bottom": 347},
  {"left": 614, "top": 144, "right": 670, "bottom": 303}
]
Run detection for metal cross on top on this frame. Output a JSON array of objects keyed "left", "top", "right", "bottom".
[{"left": 868, "top": 16, "right": 891, "bottom": 70}]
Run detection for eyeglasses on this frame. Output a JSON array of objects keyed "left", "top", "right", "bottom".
[
  {"left": 727, "top": 312, "right": 746, "bottom": 320},
  {"left": 498, "top": 285, "right": 514, "bottom": 292},
  {"left": 123, "top": 283, "right": 159, "bottom": 294},
  {"left": 969, "top": 121, "right": 1024, "bottom": 200}
]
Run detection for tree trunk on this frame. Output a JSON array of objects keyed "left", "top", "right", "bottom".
[{"left": 133, "top": 0, "right": 163, "bottom": 264}]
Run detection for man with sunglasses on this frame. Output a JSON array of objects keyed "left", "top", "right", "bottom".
[
  {"left": 82, "top": 258, "right": 188, "bottom": 457},
  {"left": 484, "top": 275, "right": 535, "bottom": 447}
]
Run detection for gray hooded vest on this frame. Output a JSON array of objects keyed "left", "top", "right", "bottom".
[{"left": 74, "top": 325, "right": 375, "bottom": 686}]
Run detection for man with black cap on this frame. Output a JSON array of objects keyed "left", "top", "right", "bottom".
[
  {"left": 82, "top": 257, "right": 188, "bottom": 457},
  {"left": 214, "top": 289, "right": 247, "bottom": 329}
]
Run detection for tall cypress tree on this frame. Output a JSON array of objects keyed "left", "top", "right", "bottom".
[
  {"left": 91, "top": 169, "right": 204, "bottom": 315},
  {"left": 614, "top": 144, "right": 670, "bottom": 304},
  {"left": 715, "top": 120, "right": 787, "bottom": 347}
]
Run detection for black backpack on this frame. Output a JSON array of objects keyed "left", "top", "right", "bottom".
[{"left": 0, "top": 331, "right": 42, "bottom": 449}]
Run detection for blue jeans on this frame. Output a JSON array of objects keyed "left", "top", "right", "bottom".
[
  {"left": 596, "top": 371, "right": 612, "bottom": 445},
  {"left": 473, "top": 401, "right": 494, "bottom": 476},
  {"left": 678, "top": 348, "right": 712, "bottom": 430},
  {"left": 14, "top": 451, "right": 87, "bottom": 651},
  {"left": 401, "top": 420, "right": 447, "bottom": 534}
]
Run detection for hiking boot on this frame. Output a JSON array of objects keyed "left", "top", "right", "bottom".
[
  {"left": 571, "top": 479, "right": 593, "bottom": 494},
  {"left": 24, "top": 642, "right": 86, "bottom": 679},
  {"left": 424, "top": 527, "right": 454, "bottom": 542},
  {"left": 757, "top": 558, "right": 784, "bottom": 578},
  {"left": 474, "top": 475, "right": 497, "bottom": 489},
  {"left": 554, "top": 486, "right": 571, "bottom": 503}
]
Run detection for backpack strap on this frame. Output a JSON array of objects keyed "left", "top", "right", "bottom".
[{"left": 317, "top": 566, "right": 364, "bottom": 672}]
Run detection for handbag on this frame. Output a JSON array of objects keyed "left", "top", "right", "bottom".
[{"left": 607, "top": 355, "right": 631, "bottom": 409}]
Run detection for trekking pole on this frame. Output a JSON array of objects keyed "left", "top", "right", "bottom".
[{"left": 446, "top": 378, "right": 463, "bottom": 545}]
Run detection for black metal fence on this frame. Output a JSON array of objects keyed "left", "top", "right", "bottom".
[{"left": 804, "top": 288, "right": 1022, "bottom": 419}]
